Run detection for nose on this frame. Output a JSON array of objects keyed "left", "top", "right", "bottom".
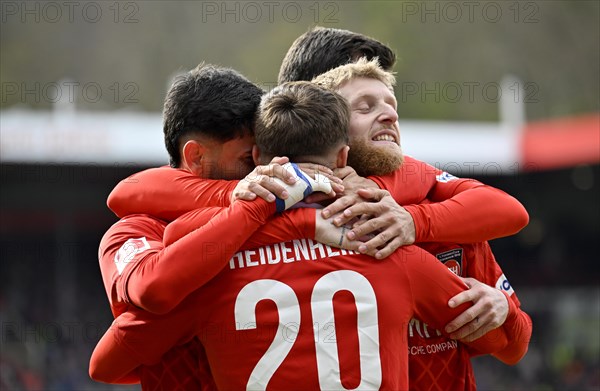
[{"left": 377, "top": 103, "right": 398, "bottom": 124}]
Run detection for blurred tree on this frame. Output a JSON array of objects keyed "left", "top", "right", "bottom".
[{"left": 1, "top": 1, "right": 598, "bottom": 120}]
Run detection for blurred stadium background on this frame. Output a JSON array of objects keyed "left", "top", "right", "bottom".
[{"left": 1, "top": 1, "right": 598, "bottom": 390}]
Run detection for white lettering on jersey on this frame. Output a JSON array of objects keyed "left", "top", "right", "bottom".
[
  {"left": 495, "top": 274, "right": 515, "bottom": 296},
  {"left": 229, "top": 238, "right": 357, "bottom": 270},
  {"left": 114, "top": 237, "right": 150, "bottom": 275},
  {"left": 408, "top": 318, "right": 442, "bottom": 339},
  {"left": 436, "top": 172, "right": 459, "bottom": 183}
]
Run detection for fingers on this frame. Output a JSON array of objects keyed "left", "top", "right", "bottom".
[
  {"left": 236, "top": 160, "right": 297, "bottom": 203},
  {"left": 269, "top": 156, "right": 289, "bottom": 165},
  {"left": 346, "top": 214, "right": 390, "bottom": 240},
  {"left": 322, "top": 195, "right": 359, "bottom": 220},
  {"left": 445, "top": 307, "right": 484, "bottom": 340},
  {"left": 246, "top": 182, "right": 279, "bottom": 202},
  {"left": 454, "top": 310, "right": 502, "bottom": 342},
  {"left": 445, "top": 280, "right": 509, "bottom": 341},
  {"left": 314, "top": 213, "right": 362, "bottom": 252},
  {"left": 305, "top": 183, "right": 344, "bottom": 205},
  {"left": 365, "top": 235, "right": 404, "bottom": 259},
  {"left": 330, "top": 182, "right": 345, "bottom": 194},
  {"left": 332, "top": 201, "right": 383, "bottom": 226},
  {"left": 356, "top": 187, "right": 389, "bottom": 201},
  {"left": 448, "top": 289, "right": 475, "bottom": 309},
  {"left": 333, "top": 166, "right": 357, "bottom": 180},
  {"left": 320, "top": 171, "right": 343, "bottom": 186},
  {"left": 458, "top": 277, "right": 477, "bottom": 289},
  {"left": 296, "top": 162, "right": 335, "bottom": 180},
  {"left": 253, "top": 163, "right": 297, "bottom": 185},
  {"left": 234, "top": 169, "right": 291, "bottom": 203},
  {"left": 232, "top": 190, "right": 258, "bottom": 201},
  {"left": 332, "top": 191, "right": 393, "bottom": 225}
]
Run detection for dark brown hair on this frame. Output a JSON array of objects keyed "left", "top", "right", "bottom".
[
  {"left": 255, "top": 81, "right": 349, "bottom": 162},
  {"left": 278, "top": 26, "right": 396, "bottom": 84}
]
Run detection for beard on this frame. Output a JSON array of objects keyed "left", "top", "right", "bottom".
[{"left": 348, "top": 139, "right": 404, "bottom": 177}]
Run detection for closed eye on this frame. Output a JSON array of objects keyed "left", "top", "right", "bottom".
[{"left": 354, "top": 104, "right": 371, "bottom": 113}]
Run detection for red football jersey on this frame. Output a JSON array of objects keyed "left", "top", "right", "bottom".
[
  {"left": 98, "top": 163, "right": 530, "bottom": 390},
  {"left": 98, "top": 241, "right": 510, "bottom": 391},
  {"left": 408, "top": 242, "right": 532, "bottom": 391},
  {"left": 94, "top": 197, "right": 315, "bottom": 388},
  {"left": 106, "top": 159, "right": 529, "bottom": 244}
]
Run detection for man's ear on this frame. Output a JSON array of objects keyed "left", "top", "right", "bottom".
[
  {"left": 252, "top": 144, "right": 262, "bottom": 166},
  {"left": 336, "top": 145, "right": 350, "bottom": 168},
  {"left": 181, "top": 140, "right": 207, "bottom": 176}
]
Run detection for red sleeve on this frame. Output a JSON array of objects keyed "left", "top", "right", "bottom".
[
  {"left": 492, "top": 290, "right": 532, "bottom": 364},
  {"left": 98, "top": 216, "right": 166, "bottom": 318},
  {"left": 107, "top": 166, "right": 238, "bottom": 220},
  {"left": 462, "top": 242, "right": 532, "bottom": 363},
  {"left": 371, "top": 156, "right": 529, "bottom": 243},
  {"left": 240, "top": 208, "right": 316, "bottom": 250},
  {"left": 404, "top": 246, "right": 509, "bottom": 354},
  {"left": 89, "top": 316, "right": 141, "bottom": 384},
  {"left": 90, "top": 309, "right": 199, "bottom": 383},
  {"left": 125, "top": 199, "right": 277, "bottom": 314},
  {"left": 164, "top": 206, "right": 316, "bottom": 248}
]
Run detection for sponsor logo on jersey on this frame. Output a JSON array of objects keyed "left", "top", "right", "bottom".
[
  {"left": 114, "top": 237, "right": 150, "bottom": 275},
  {"left": 495, "top": 274, "right": 515, "bottom": 296},
  {"left": 436, "top": 172, "right": 459, "bottom": 183},
  {"left": 435, "top": 248, "right": 463, "bottom": 276}
]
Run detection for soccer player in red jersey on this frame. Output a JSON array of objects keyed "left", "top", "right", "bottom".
[
  {"left": 91, "top": 82, "right": 519, "bottom": 390},
  {"left": 312, "top": 58, "right": 531, "bottom": 390},
  {"left": 92, "top": 65, "right": 348, "bottom": 388}
]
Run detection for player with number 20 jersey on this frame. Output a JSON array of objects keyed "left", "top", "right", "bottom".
[{"left": 96, "top": 229, "right": 513, "bottom": 390}]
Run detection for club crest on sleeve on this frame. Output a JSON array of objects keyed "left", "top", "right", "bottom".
[
  {"left": 436, "top": 172, "right": 459, "bottom": 183},
  {"left": 114, "top": 237, "right": 150, "bottom": 275},
  {"left": 435, "top": 248, "right": 463, "bottom": 276}
]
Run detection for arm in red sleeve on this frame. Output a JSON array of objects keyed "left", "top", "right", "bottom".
[
  {"left": 406, "top": 246, "right": 509, "bottom": 354},
  {"left": 404, "top": 181, "right": 529, "bottom": 243},
  {"left": 90, "top": 307, "right": 198, "bottom": 384},
  {"left": 89, "top": 320, "right": 140, "bottom": 384},
  {"left": 492, "top": 291, "right": 532, "bottom": 364},
  {"left": 125, "top": 199, "right": 276, "bottom": 314},
  {"left": 107, "top": 166, "right": 237, "bottom": 220},
  {"left": 240, "top": 208, "right": 316, "bottom": 250},
  {"left": 164, "top": 206, "right": 315, "bottom": 248},
  {"left": 126, "top": 199, "right": 315, "bottom": 314},
  {"left": 372, "top": 157, "right": 529, "bottom": 243},
  {"left": 460, "top": 241, "right": 532, "bottom": 363}
]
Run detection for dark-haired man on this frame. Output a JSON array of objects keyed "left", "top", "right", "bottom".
[{"left": 91, "top": 64, "right": 343, "bottom": 388}]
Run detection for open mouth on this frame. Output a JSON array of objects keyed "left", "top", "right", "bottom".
[{"left": 371, "top": 131, "right": 398, "bottom": 145}]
